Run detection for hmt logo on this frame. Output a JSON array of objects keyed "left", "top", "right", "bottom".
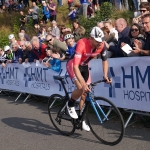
[{"left": 104, "top": 67, "right": 121, "bottom": 98}]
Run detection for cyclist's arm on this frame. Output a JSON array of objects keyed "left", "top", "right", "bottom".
[{"left": 101, "top": 46, "right": 110, "bottom": 83}]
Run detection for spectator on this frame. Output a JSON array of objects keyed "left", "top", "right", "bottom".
[
  {"left": 101, "top": 27, "right": 117, "bottom": 46},
  {"left": 0, "top": 47, "right": 6, "bottom": 67},
  {"left": 43, "top": 47, "right": 61, "bottom": 72},
  {"left": 51, "top": 20, "right": 60, "bottom": 39},
  {"left": 11, "top": 42, "right": 23, "bottom": 63},
  {"left": 72, "top": 19, "right": 85, "bottom": 42},
  {"left": 47, "top": 0, "right": 57, "bottom": 22},
  {"left": 104, "top": 18, "right": 118, "bottom": 41},
  {"left": 77, "top": 0, "right": 89, "bottom": 18},
  {"left": 64, "top": 33, "right": 76, "bottom": 59},
  {"left": 38, "top": 25, "right": 48, "bottom": 42},
  {"left": 4, "top": 45, "right": 13, "bottom": 65},
  {"left": 19, "top": 11, "right": 26, "bottom": 30},
  {"left": 121, "top": 23, "right": 145, "bottom": 57},
  {"left": 29, "top": 2, "right": 40, "bottom": 25},
  {"left": 18, "top": 32, "right": 26, "bottom": 42},
  {"left": 20, "top": 41, "right": 28, "bottom": 62},
  {"left": 67, "top": 6, "right": 76, "bottom": 21},
  {"left": 20, "top": 28, "right": 31, "bottom": 41},
  {"left": 46, "top": 34, "right": 67, "bottom": 54},
  {"left": 67, "top": 0, "right": 73, "bottom": 9},
  {"left": 132, "top": 13, "right": 150, "bottom": 57},
  {"left": 97, "top": 21, "right": 104, "bottom": 29},
  {"left": 24, "top": 41, "right": 37, "bottom": 63},
  {"left": 47, "top": 27, "right": 52, "bottom": 35},
  {"left": 8, "top": 34, "right": 19, "bottom": 49},
  {"left": 31, "top": 36, "right": 47, "bottom": 62},
  {"left": 107, "top": 18, "right": 130, "bottom": 57},
  {"left": 133, "top": 2, "right": 150, "bottom": 25},
  {"left": 42, "top": 1, "right": 50, "bottom": 24}
]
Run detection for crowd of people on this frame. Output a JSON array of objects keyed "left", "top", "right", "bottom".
[{"left": 0, "top": 1, "right": 150, "bottom": 73}]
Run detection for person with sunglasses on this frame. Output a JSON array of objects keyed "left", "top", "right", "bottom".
[
  {"left": 121, "top": 23, "right": 145, "bottom": 56},
  {"left": 66, "top": 27, "right": 112, "bottom": 131},
  {"left": 133, "top": 2, "right": 150, "bottom": 25},
  {"left": 45, "top": 34, "right": 67, "bottom": 60},
  {"left": 132, "top": 13, "right": 150, "bottom": 57}
]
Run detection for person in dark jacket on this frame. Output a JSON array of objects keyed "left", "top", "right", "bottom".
[
  {"left": 11, "top": 42, "right": 23, "bottom": 63},
  {"left": 24, "top": 41, "right": 37, "bottom": 63},
  {"left": 107, "top": 18, "right": 130, "bottom": 57}
]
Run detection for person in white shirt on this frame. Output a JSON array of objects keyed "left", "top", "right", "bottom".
[{"left": 104, "top": 18, "right": 118, "bottom": 41}]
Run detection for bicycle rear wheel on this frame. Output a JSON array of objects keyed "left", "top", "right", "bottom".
[
  {"left": 87, "top": 96, "right": 124, "bottom": 145},
  {"left": 48, "top": 94, "right": 75, "bottom": 136}
]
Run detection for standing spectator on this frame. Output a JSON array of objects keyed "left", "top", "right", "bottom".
[
  {"left": 57, "top": 0, "right": 62, "bottom": 6},
  {"left": 29, "top": 2, "right": 40, "bottom": 25},
  {"left": 42, "top": 1, "right": 50, "bottom": 24},
  {"left": 67, "top": 0, "right": 73, "bottom": 9},
  {"left": 107, "top": 18, "right": 130, "bottom": 57},
  {"left": 77, "top": 0, "right": 89, "bottom": 18},
  {"left": 72, "top": 19, "right": 85, "bottom": 42},
  {"left": 19, "top": 11, "right": 26, "bottom": 30},
  {"left": 132, "top": 13, "right": 150, "bottom": 57},
  {"left": 31, "top": 36, "right": 47, "bottom": 62},
  {"left": 47, "top": 0, "right": 57, "bottom": 22},
  {"left": 51, "top": 20, "right": 60, "bottom": 39}
]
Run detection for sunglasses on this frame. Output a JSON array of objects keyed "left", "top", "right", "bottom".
[
  {"left": 131, "top": 28, "right": 139, "bottom": 32},
  {"left": 46, "top": 38, "right": 52, "bottom": 42},
  {"left": 140, "top": 10, "right": 147, "bottom": 13}
]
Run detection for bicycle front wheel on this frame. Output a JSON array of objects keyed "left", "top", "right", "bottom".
[
  {"left": 48, "top": 94, "right": 75, "bottom": 136},
  {"left": 87, "top": 96, "right": 124, "bottom": 146}
]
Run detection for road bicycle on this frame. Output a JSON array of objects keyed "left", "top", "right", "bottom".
[{"left": 48, "top": 75, "right": 125, "bottom": 146}]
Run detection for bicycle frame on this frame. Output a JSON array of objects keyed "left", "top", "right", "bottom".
[{"left": 85, "top": 92, "right": 109, "bottom": 124}]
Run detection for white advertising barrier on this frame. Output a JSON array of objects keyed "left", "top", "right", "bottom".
[{"left": 0, "top": 57, "right": 150, "bottom": 112}]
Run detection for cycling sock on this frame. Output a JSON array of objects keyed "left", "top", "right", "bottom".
[{"left": 68, "top": 97, "right": 76, "bottom": 107}]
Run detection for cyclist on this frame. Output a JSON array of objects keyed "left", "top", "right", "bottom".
[{"left": 66, "top": 26, "right": 112, "bottom": 131}]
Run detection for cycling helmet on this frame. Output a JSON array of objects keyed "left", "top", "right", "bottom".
[
  {"left": 64, "top": 34, "right": 74, "bottom": 41},
  {"left": 90, "top": 26, "right": 104, "bottom": 42}
]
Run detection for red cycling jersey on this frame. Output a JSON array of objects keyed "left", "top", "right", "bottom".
[
  {"left": 66, "top": 38, "right": 106, "bottom": 83},
  {"left": 73, "top": 38, "right": 105, "bottom": 66}
]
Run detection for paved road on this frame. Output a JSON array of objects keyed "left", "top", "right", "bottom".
[{"left": 0, "top": 94, "right": 150, "bottom": 150}]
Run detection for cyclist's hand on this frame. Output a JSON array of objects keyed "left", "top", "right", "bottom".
[
  {"left": 104, "top": 76, "right": 112, "bottom": 84},
  {"left": 82, "top": 82, "right": 91, "bottom": 92}
]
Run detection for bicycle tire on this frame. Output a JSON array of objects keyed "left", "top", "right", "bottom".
[
  {"left": 48, "top": 94, "right": 75, "bottom": 136},
  {"left": 87, "top": 96, "right": 124, "bottom": 145}
]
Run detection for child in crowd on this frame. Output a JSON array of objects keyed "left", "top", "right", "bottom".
[
  {"left": 67, "top": 6, "right": 76, "bottom": 21},
  {"left": 43, "top": 47, "right": 61, "bottom": 73}
]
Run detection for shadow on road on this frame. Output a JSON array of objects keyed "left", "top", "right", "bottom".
[{"left": 1, "top": 117, "right": 60, "bottom": 136}]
